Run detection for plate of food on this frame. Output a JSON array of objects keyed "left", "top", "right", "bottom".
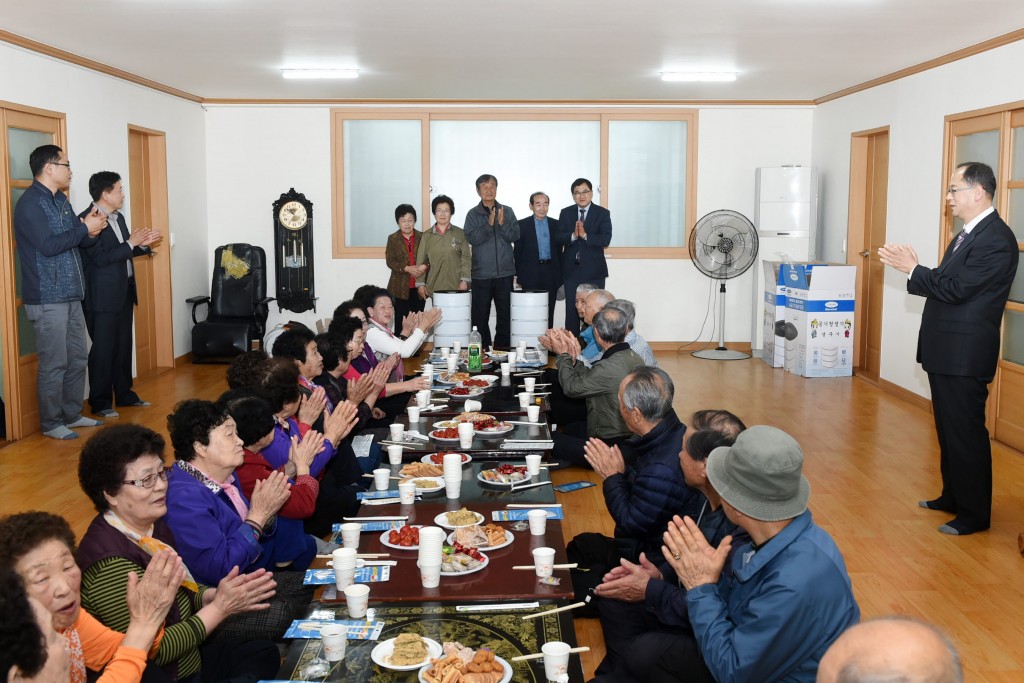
[
  {"left": 434, "top": 508, "right": 485, "bottom": 529},
  {"left": 429, "top": 427, "right": 463, "bottom": 442},
  {"left": 440, "top": 542, "right": 490, "bottom": 576},
  {"left": 400, "top": 462, "right": 443, "bottom": 478},
  {"left": 420, "top": 644, "right": 512, "bottom": 683},
  {"left": 477, "top": 464, "right": 531, "bottom": 486},
  {"left": 371, "top": 634, "right": 443, "bottom": 671},
  {"left": 380, "top": 524, "right": 422, "bottom": 550},
  {"left": 453, "top": 412, "right": 496, "bottom": 425},
  {"left": 438, "top": 370, "right": 471, "bottom": 385},
  {"left": 421, "top": 451, "right": 472, "bottom": 466},
  {"left": 447, "top": 523, "right": 513, "bottom": 550},
  {"left": 399, "top": 476, "right": 445, "bottom": 494},
  {"left": 473, "top": 418, "right": 514, "bottom": 436},
  {"left": 447, "top": 386, "right": 485, "bottom": 400},
  {"left": 457, "top": 378, "right": 493, "bottom": 391}
]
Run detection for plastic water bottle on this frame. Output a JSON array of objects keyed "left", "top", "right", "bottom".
[{"left": 468, "top": 326, "right": 482, "bottom": 372}]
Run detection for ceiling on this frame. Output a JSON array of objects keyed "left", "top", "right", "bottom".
[{"left": 3, "top": 1, "right": 1024, "bottom": 102}]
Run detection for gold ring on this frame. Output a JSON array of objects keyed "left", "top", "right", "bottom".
[{"left": 672, "top": 553, "right": 681, "bottom": 560}]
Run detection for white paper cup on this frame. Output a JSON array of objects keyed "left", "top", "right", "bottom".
[
  {"left": 527, "top": 405, "right": 540, "bottom": 423},
  {"left": 340, "top": 522, "right": 361, "bottom": 549},
  {"left": 500, "top": 362, "right": 511, "bottom": 375},
  {"left": 398, "top": 481, "right": 417, "bottom": 504},
  {"left": 447, "top": 356, "right": 458, "bottom": 372},
  {"left": 387, "top": 444, "right": 404, "bottom": 465},
  {"left": 422, "top": 363, "right": 434, "bottom": 379},
  {"left": 440, "top": 347, "right": 450, "bottom": 359},
  {"left": 542, "top": 641, "right": 571, "bottom": 681},
  {"left": 332, "top": 547, "right": 358, "bottom": 569},
  {"left": 519, "top": 392, "right": 533, "bottom": 408},
  {"left": 457, "top": 423, "right": 475, "bottom": 449},
  {"left": 418, "top": 560, "right": 442, "bottom": 588},
  {"left": 453, "top": 341, "right": 462, "bottom": 354},
  {"left": 407, "top": 406, "right": 421, "bottom": 423},
  {"left": 445, "top": 478, "right": 462, "bottom": 499},
  {"left": 417, "top": 526, "right": 446, "bottom": 563},
  {"left": 320, "top": 624, "right": 348, "bottom": 662},
  {"left": 524, "top": 377, "right": 536, "bottom": 392},
  {"left": 533, "top": 547, "right": 555, "bottom": 577},
  {"left": 343, "top": 583, "right": 370, "bottom": 619},
  {"left": 525, "top": 454, "right": 542, "bottom": 476},
  {"left": 334, "top": 566, "right": 356, "bottom": 589},
  {"left": 389, "top": 423, "right": 404, "bottom": 441},
  {"left": 416, "top": 390, "right": 431, "bottom": 408},
  {"left": 464, "top": 399, "right": 482, "bottom": 413},
  {"left": 508, "top": 351, "right": 518, "bottom": 366},
  {"left": 442, "top": 452, "right": 463, "bottom": 478},
  {"left": 527, "top": 509, "right": 548, "bottom": 536},
  {"left": 518, "top": 341, "right": 528, "bottom": 354},
  {"left": 373, "top": 468, "right": 391, "bottom": 491}
]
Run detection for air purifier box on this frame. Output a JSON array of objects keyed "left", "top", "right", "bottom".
[
  {"left": 782, "top": 263, "right": 856, "bottom": 377},
  {"left": 761, "top": 260, "right": 789, "bottom": 368}
]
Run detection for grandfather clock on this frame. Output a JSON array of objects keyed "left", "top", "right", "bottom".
[{"left": 272, "top": 188, "right": 317, "bottom": 313}]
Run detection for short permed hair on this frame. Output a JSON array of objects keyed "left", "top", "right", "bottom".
[
  {"left": 226, "top": 350, "right": 270, "bottom": 390},
  {"left": 272, "top": 327, "right": 315, "bottom": 363},
  {"left": 221, "top": 394, "right": 275, "bottom": 448},
  {"left": 0, "top": 568, "right": 47, "bottom": 679},
  {"left": 431, "top": 195, "right": 455, "bottom": 215},
  {"left": 167, "top": 399, "right": 230, "bottom": 462},
  {"left": 395, "top": 203, "right": 417, "bottom": 224},
  {"left": 316, "top": 332, "right": 348, "bottom": 373},
  {"left": 330, "top": 300, "right": 369, "bottom": 327},
  {"left": 258, "top": 357, "right": 301, "bottom": 413},
  {"left": 685, "top": 428, "right": 737, "bottom": 463},
  {"left": 0, "top": 511, "right": 76, "bottom": 573},
  {"left": 79, "top": 424, "right": 166, "bottom": 513},
  {"left": 689, "top": 409, "right": 746, "bottom": 441}
]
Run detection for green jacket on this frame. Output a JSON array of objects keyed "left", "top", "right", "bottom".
[
  {"left": 415, "top": 224, "right": 472, "bottom": 294},
  {"left": 556, "top": 343, "right": 645, "bottom": 440}
]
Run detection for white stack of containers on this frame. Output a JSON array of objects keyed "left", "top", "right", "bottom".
[
  {"left": 511, "top": 290, "right": 548, "bottom": 348},
  {"left": 781, "top": 263, "right": 857, "bottom": 377},
  {"left": 432, "top": 291, "right": 472, "bottom": 347}
]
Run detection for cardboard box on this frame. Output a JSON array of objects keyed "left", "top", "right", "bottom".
[
  {"left": 761, "top": 260, "right": 789, "bottom": 368},
  {"left": 782, "top": 263, "right": 856, "bottom": 377}
]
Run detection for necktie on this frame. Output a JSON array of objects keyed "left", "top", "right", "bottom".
[
  {"left": 952, "top": 230, "right": 966, "bottom": 252},
  {"left": 576, "top": 209, "right": 585, "bottom": 263}
]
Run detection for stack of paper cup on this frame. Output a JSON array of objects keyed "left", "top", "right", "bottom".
[
  {"left": 446, "top": 355, "right": 458, "bottom": 373},
  {"left": 525, "top": 454, "right": 542, "bottom": 476},
  {"left": 542, "top": 642, "right": 571, "bottom": 682},
  {"left": 387, "top": 445, "right": 404, "bottom": 465},
  {"left": 340, "top": 522, "right": 361, "bottom": 549},
  {"left": 457, "top": 423, "right": 474, "bottom": 449},
  {"left": 373, "top": 468, "right": 391, "bottom": 491},
  {"left": 417, "top": 526, "right": 445, "bottom": 587},
  {"left": 527, "top": 509, "right": 548, "bottom": 536},
  {"left": 533, "top": 547, "right": 555, "bottom": 577},
  {"left": 398, "top": 481, "right": 417, "bottom": 505},
  {"left": 332, "top": 547, "right": 358, "bottom": 589},
  {"left": 343, "top": 584, "right": 370, "bottom": 619},
  {"left": 442, "top": 452, "right": 463, "bottom": 478}
]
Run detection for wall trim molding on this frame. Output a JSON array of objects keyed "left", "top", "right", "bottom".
[{"left": 874, "top": 376, "right": 933, "bottom": 414}]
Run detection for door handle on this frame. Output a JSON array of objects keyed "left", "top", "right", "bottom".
[{"left": 859, "top": 250, "right": 870, "bottom": 257}]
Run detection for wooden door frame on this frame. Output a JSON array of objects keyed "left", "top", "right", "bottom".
[
  {"left": 127, "top": 125, "right": 174, "bottom": 373},
  {"left": 846, "top": 126, "right": 890, "bottom": 375},
  {"left": 0, "top": 103, "right": 66, "bottom": 440}
]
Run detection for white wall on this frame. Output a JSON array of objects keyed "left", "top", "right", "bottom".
[
  {"left": 204, "top": 104, "right": 814, "bottom": 343},
  {"left": 0, "top": 42, "right": 209, "bottom": 358},
  {"left": 812, "top": 40, "right": 1024, "bottom": 398}
]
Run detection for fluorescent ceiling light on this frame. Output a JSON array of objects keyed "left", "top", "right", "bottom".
[
  {"left": 660, "top": 72, "right": 737, "bottom": 82},
  {"left": 282, "top": 69, "right": 359, "bottom": 80}
]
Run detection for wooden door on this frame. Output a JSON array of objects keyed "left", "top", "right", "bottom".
[
  {"left": 126, "top": 126, "right": 173, "bottom": 379},
  {"left": 0, "top": 107, "right": 66, "bottom": 439},
  {"left": 847, "top": 127, "right": 889, "bottom": 382}
]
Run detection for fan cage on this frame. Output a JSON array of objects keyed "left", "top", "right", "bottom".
[{"left": 688, "top": 210, "right": 759, "bottom": 280}]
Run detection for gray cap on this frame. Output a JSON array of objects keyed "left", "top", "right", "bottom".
[{"left": 705, "top": 425, "right": 810, "bottom": 522}]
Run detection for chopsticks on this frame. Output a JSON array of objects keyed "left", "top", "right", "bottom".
[
  {"left": 455, "top": 602, "right": 540, "bottom": 612},
  {"left": 512, "top": 563, "right": 578, "bottom": 570},
  {"left": 511, "top": 647, "right": 590, "bottom": 661},
  {"left": 507, "top": 503, "right": 561, "bottom": 508},
  {"left": 316, "top": 553, "right": 390, "bottom": 559},
  {"left": 520, "top": 601, "right": 588, "bottom": 620},
  {"left": 509, "top": 481, "right": 552, "bottom": 492},
  {"left": 503, "top": 420, "right": 549, "bottom": 426},
  {"left": 362, "top": 473, "right": 403, "bottom": 480},
  {"left": 343, "top": 515, "right": 407, "bottom": 521},
  {"left": 378, "top": 441, "right": 417, "bottom": 449}
]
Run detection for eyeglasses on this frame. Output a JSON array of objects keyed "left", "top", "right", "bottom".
[
  {"left": 122, "top": 466, "right": 172, "bottom": 489},
  {"left": 947, "top": 185, "right": 974, "bottom": 195},
  {"left": 572, "top": 189, "right": 592, "bottom": 197},
  {"left": 50, "top": 161, "right": 71, "bottom": 168}
]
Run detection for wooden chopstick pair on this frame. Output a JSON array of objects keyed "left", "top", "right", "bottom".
[
  {"left": 511, "top": 646, "right": 590, "bottom": 661},
  {"left": 511, "top": 563, "right": 578, "bottom": 570}
]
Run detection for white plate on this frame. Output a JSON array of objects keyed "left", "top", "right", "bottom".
[
  {"left": 371, "top": 636, "right": 443, "bottom": 671},
  {"left": 475, "top": 423, "right": 514, "bottom": 436},
  {"left": 432, "top": 420, "right": 459, "bottom": 430},
  {"left": 419, "top": 655, "right": 512, "bottom": 683},
  {"left": 379, "top": 525, "right": 424, "bottom": 550},
  {"left": 439, "top": 549, "right": 490, "bottom": 576},
  {"left": 474, "top": 374, "right": 499, "bottom": 383},
  {"left": 400, "top": 475, "right": 445, "bottom": 494},
  {"left": 477, "top": 468, "right": 532, "bottom": 486},
  {"left": 447, "top": 386, "right": 485, "bottom": 400},
  {"left": 434, "top": 511, "right": 485, "bottom": 529},
  {"left": 420, "top": 452, "right": 472, "bottom": 466},
  {"left": 446, "top": 529, "right": 514, "bottom": 551},
  {"left": 429, "top": 429, "right": 464, "bottom": 443}
]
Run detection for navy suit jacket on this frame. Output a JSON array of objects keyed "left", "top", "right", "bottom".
[
  {"left": 79, "top": 208, "right": 150, "bottom": 312},
  {"left": 557, "top": 202, "right": 612, "bottom": 283},
  {"left": 909, "top": 210, "right": 1017, "bottom": 380},
  {"left": 514, "top": 215, "right": 562, "bottom": 291}
]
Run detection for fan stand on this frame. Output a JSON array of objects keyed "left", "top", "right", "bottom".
[{"left": 693, "top": 282, "right": 751, "bottom": 361}]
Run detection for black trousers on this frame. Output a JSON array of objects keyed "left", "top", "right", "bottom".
[
  {"left": 928, "top": 372, "right": 993, "bottom": 529},
  {"left": 394, "top": 288, "right": 425, "bottom": 327},
  {"left": 563, "top": 275, "right": 605, "bottom": 335},
  {"left": 85, "top": 292, "right": 140, "bottom": 412},
  {"left": 471, "top": 276, "right": 513, "bottom": 348},
  {"left": 194, "top": 640, "right": 281, "bottom": 683}
]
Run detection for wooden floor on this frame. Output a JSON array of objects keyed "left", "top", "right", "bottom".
[{"left": 2, "top": 352, "right": 1023, "bottom": 681}]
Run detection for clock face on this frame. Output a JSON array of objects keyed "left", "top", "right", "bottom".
[{"left": 279, "top": 201, "right": 308, "bottom": 231}]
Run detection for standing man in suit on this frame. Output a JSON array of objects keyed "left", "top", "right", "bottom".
[
  {"left": 558, "top": 178, "right": 612, "bottom": 334},
  {"left": 514, "top": 192, "right": 562, "bottom": 328},
  {"left": 879, "top": 161, "right": 1017, "bottom": 535},
  {"left": 81, "top": 171, "right": 161, "bottom": 417},
  {"left": 464, "top": 174, "right": 519, "bottom": 348}
]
